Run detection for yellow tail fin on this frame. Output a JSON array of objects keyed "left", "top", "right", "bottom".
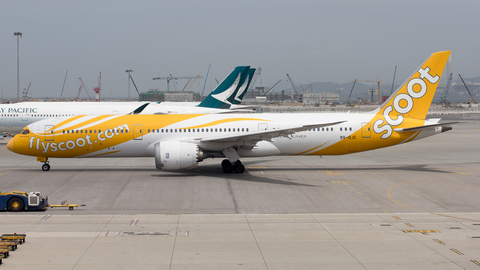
[{"left": 373, "top": 51, "right": 450, "bottom": 138}]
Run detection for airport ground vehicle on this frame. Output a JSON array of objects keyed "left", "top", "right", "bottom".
[{"left": 0, "top": 191, "right": 48, "bottom": 212}]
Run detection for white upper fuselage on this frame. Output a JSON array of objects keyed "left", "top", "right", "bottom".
[{"left": 0, "top": 101, "right": 233, "bottom": 133}]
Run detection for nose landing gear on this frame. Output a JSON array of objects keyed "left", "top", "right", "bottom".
[{"left": 38, "top": 157, "right": 50, "bottom": 171}]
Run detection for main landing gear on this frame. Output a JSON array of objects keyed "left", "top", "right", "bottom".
[
  {"left": 221, "top": 159, "right": 245, "bottom": 174},
  {"left": 38, "top": 157, "right": 50, "bottom": 171}
]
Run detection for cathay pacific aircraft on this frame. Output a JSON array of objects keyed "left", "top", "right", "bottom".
[
  {"left": 0, "top": 66, "right": 255, "bottom": 133},
  {"left": 8, "top": 52, "right": 455, "bottom": 173}
]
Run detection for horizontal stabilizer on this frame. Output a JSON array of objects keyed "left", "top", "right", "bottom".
[{"left": 394, "top": 122, "right": 459, "bottom": 132}]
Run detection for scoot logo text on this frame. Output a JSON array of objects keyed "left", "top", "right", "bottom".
[
  {"left": 373, "top": 67, "right": 439, "bottom": 139},
  {"left": 28, "top": 124, "right": 129, "bottom": 153}
]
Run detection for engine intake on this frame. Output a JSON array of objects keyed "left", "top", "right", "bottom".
[{"left": 154, "top": 141, "right": 203, "bottom": 170}]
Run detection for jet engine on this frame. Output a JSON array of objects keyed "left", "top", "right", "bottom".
[{"left": 154, "top": 141, "right": 204, "bottom": 170}]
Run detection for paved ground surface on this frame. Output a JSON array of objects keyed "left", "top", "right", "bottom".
[{"left": 0, "top": 114, "right": 479, "bottom": 269}]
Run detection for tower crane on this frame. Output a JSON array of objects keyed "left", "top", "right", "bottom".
[
  {"left": 152, "top": 75, "right": 204, "bottom": 92},
  {"left": 93, "top": 72, "right": 101, "bottom": 102}
]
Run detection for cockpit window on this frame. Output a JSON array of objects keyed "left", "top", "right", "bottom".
[{"left": 21, "top": 129, "right": 30, "bottom": 135}]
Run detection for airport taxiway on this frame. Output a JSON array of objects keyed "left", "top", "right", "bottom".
[{"left": 0, "top": 114, "right": 479, "bottom": 269}]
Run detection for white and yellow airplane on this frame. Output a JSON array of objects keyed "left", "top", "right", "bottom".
[
  {"left": 8, "top": 51, "right": 454, "bottom": 173},
  {"left": 0, "top": 66, "right": 255, "bottom": 133}
]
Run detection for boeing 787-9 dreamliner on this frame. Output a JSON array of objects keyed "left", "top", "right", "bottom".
[{"left": 8, "top": 51, "right": 455, "bottom": 173}]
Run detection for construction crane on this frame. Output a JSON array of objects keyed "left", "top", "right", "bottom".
[
  {"left": 76, "top": 85, "right": 83, "bottom": 101},
  {"left": 286, "top": 74, "right": 300, "bottom": 101},
  {"left": 458, "top": 74, "right": 477, "bottom": 104},
  {"left": 93, "top": 72, "right": 101, "bottom": 102},
  {"left": 184, "top": 75, "right": 201, "bottom": 92},
  {"left": 152, "top": 75, "right": 204, "bottom": 92},
  {"left": 78, "top": 78, "right": 93, "bottom": 101},
  {"left": 355, "top": 79, "right": 382, "bottom": 104},
  {"left": 304, "top": 82, "right": 312, "bottom": 93},
  {"left": 169, "top": 74, "right": 178, "bottom": 91},
  {"left": 22, "top": 82, "right": 31, "bottom": 101},
  {"left": 347, "top": 79, "right": 357, "bottom": 105},
  {"left": 262, "top": 79, "right": 282, "bottom": 96}
]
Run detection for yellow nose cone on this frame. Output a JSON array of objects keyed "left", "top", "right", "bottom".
[{"left": 7, "top": 137, "right": 14, "bottom": 152}]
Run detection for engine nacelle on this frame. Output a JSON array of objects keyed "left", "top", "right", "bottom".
[{"left": 154, "top": 141, "right": 203, "bottom": 170}]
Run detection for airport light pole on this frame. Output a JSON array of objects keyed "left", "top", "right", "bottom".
[
  {"left": 14, "top": 32, "right": 22, "bottom": 101},
  {"left": 126, "top": 69, "right": 133, "bottom": 101}
]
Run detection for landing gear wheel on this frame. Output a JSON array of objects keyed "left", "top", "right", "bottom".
[
  {"left": 8, "top": 198, "right": 24, "bottom": 212},
  {"left": 42, "top": 163, "right": 50, "bottom": 171},
  {"left": 233, "top": 162, "right": 245, "bottom": 174},
  {"left": 221, "top": 159, "right": 233, "bottom": 174}
]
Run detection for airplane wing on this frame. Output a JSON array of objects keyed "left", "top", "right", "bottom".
[
  {"left": 185, "top": 120, "right": 346, "bottom": 151},
  {"left": 394, "top": 122, "right": 459, "bottom": 132}
]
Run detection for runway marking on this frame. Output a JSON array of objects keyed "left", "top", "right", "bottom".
[
  {"left": 40, "top": 215, "right": 51, "bottom": 221},
  {"left": 403, "top": 230, "right": 439, "bottom": 235},
  {"left": 453, "top": 172, "right": 471, "bottom": 175},
  {"left": 357, "top": 192, "right": 362, "bottom": 195},
  {"left": 247, "top": 167, "right": 266, "bottom": 169},
  {"left": 405, "top": 223, "right": 414, "bottom": 227},
  {"left": 387, "top": 178, "right": 480, "bottom": 222},
  {"left": 332, "top": 181, "right": 354, "bottom": 183},
  {"left": 472, "top": 260, "right": 480, "bottom": 266},
  {"left": 365, "top": 197, "right": 370, "bottom": 201},
  {"left": 451, "top": 249, "right": 464, "bottom": 255},
  {"left": 393, "top": 216, "right": 401, "bottom": 220},
  {"left": 0, "top": 171, "right": 11, "bottom": 176},
  {"left": 383, "top": 209, "right": 390, "bottom": 213},
  {"left": 433, "top": 239, "right": 445, "bottom": 245},
  {"left": 320, "top": 170, "right": 344, "bottom": 175},
  {"left": 350, "top": 186, "right": 355, "bottom": 190},
  {"left": 130, "top": 220, "right": 139, "bottom": 225}
]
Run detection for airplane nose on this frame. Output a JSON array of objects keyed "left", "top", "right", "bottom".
[{"left": 7, "top": 137, "right": 14, "bottom": 152}]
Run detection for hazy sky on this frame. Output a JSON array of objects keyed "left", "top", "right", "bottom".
[{"left": 1, "top": 0, "right": 479, "bottom": 99}]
